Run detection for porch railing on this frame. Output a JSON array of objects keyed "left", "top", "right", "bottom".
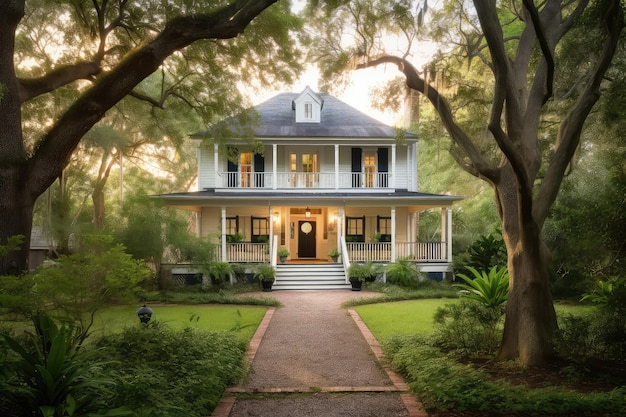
[
  {"left": 217, "top": 171, "right": 391, "bottom": 190},
  {"left": 224, "top": 242, "right": 269, "bottom": 263},
  {"left": 347, "top": 242, "right": 448, "bottom": 263}
]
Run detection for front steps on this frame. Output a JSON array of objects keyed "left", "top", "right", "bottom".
[{"left": 273, "top": 263, "right": 351, "bottom": 290}]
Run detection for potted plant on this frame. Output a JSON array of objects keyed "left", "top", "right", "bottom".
[
  {"left": 328, "top": 248, "right": 341, "bottom": 263},
  {"left": 277, "top": 247, "right": 289, "bottom": 263},
  {"left": 255, "top": 264, "right": 276, "bottom": 292},
  {"left": 347, "top": 263, "right": 369, "bottom": 291}
]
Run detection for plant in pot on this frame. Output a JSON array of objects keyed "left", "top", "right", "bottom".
[
  {"left": 348, "top": 263, "right": 370, "bottom": 291},
  {"left": 255, "top": 264, "right": 276, "bottom": 292},
  {"left": 277, "top": 247, "right": 289, "bottom": 263},
  {"left": 328, "top": 248, "right": 341, "bottom": 263}
]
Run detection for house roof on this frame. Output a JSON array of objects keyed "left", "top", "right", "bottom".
[
  {"left": 155, "top": 189, "right": 462, "bottom": 210},
  {"left": 193, "top": 90, "right": 416, "bottom": 140}
]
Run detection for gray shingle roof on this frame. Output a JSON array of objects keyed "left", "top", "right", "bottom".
[{"left": 195, "top": 91, "right": 416, "bottom": 139}]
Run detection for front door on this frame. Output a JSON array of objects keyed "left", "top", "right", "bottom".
[{"left": 298, "top": 220, "right": 316, "bottom": 258}]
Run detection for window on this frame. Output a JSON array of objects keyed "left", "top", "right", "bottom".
[
  {"left": 240, "top": 152, "right": 252, "bottom": 187},
  {"left": 251, "top": 216, "right": 269, "bottom": 243},
  {"left": 225, "top": 216, "right": 240, "bottom": 242},
  {"left": 364, "top": 152, "right": 376, "bottom": 187},
  {"left": 304, "top": 102, "right": 313, "bottom": 119},
  {"left": 345, "top": 216, "right": 365, "bottom": 242},
  {"left": 290, "top": 153, "right": 319, "bottom": 188},
  {"left": 377, "top": 216, "right": 391, "bottom": 242}
]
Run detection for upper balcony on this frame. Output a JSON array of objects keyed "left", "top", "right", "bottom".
[{"left": 217, "top": 171, "right": 392, "bottom": 191}]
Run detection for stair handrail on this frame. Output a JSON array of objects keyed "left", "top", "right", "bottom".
[
  {"left": 271, "top": 234, "right": 278, "bottom": 267},
  {"left": 340, "top": 236, "right": 350, "bottom": 283}
]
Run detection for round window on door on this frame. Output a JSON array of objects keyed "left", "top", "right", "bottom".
[{"left": 300, "top": 222, "right": 313, "bottom": 234}]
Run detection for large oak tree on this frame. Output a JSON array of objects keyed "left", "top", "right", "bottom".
[
  {"left": 308, "top": 0, "right": 624, "bottom": 367},
  {"left": 0, "top": 0, "right": 300, "bottom": 274}
]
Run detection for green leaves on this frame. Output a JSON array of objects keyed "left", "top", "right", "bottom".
[{"left": 455, "top": 266, "right": 509, "bottom": 308}]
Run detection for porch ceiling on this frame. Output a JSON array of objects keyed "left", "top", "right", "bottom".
[{"left": 154, "top": 189, "right": 463, "bottom": 209}]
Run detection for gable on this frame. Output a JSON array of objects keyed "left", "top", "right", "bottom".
[{"left": 292, "top": 86, "right": 323, "bottom": 123}]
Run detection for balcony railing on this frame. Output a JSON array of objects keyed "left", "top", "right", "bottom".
[
  {"left": 346, "top": 242, "right": 448, "bottom": 263},
  {"left": 218, "top": 171, "right": 391, "bottom": 190}
]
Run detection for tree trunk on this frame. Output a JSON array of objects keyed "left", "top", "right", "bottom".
[
  {"left": 0, "top": 169, "right": 34, "bottom": 274},
  {"left": 495, "top": 168, "right": 558, "bottom": 367}
]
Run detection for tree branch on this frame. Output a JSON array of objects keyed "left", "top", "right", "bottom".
[
  {"left": 534, "top": 0, "right": 624, "bottom": 226},
  {"left": 18, "top": 62, "right": 101, "bottom": 103},
  {"left": 28, "top": 0, "right": 279, "bottom": 197},
  {"left": 357, "top": 55, "right": 499, "bottom": 183},
  {"left": 523, "top": 0, "right": 554, "bottom": 103}
]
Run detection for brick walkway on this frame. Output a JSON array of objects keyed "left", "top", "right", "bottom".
[{"left": 211, "top": 291, "right": 428, "bottom": 417}]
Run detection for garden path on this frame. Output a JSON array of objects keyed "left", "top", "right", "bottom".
[{"left": 211, "top": 290, "right": 426, "bottom": 417}]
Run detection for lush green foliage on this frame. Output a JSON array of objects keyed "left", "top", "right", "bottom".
[
  {"left": 0, "top": 235, "right": 24, "bottom": 276},
  {"left": 94, "top": 324, "right": 246, "bottom": 417},
  {"left": 254, "top": 264, "right": 276, "bottom": 281},
  {"left": 30, "top": 235, "right": 151, "bottom": 331},
  {"left": 384, "top": 335, "right": 626, "bottom": 416},
  {"left": 342, "top": 282, "right": 458, "bottom": 306},
  {"left": 202, "top": 261, "right": 233, "bottom": 286},
  {"left": 433, "top": 300, "right": 505, "bottom": 355},
  {"left": 0, "top": 313, "right": 132, "bottom": 417},
  {"left": 455, "top": 266, "right": 509, "bottom": 307},
  {"left": 347, "top": 261, "right": 381, "bottom": 282},
  {"left": 385, "top": 258, "right": 422, "bottom": 288},
  {"left": 582, "top": 277, "right": 626, "bottom": 315},
  {"left": 462, "top": 232, "right": 507, "bottom": 272}
]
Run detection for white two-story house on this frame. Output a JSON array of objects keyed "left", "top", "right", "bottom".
[{"left": 157, "top": 87, "right": 462, "bottom": 287}]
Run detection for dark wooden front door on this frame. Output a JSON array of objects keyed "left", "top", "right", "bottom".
[{"left": 298, "top": 220, "right": 316, "bottom": 258}]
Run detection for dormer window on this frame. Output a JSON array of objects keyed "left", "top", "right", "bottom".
[
  {"left": 293, "top": 86, "right": 323, "bottom": 123},
  {"left": 304, "top": 102, "right": 313, "bottom": 119}
]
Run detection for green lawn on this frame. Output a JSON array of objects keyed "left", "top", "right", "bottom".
[
  {"left": 354, "top": 298, "right": 597, "bottom": 342},
  {"left": 90, "top": 304, "right": 268, "bottom": 342}
]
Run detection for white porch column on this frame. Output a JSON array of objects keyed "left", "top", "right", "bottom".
[
  {"left": 337, "top": 206, "right": 345, "bottom": 253},
  {"left": 221, "top": 207, "right": 227, "bottom": 262},
  {"left": 195, "top": 210, "right": 202, "bottom": 238},
  {"left": 334, "top": 144, "right": 339, "bottom": 189},
  {"left": 272, "top": 143, "right": 277, "bottom": 190},
  {"left": 391, "top": 206, "right": 396, "bottom": 262},
  {"left": 269, "top": 205, "right": 274, "bottom": 255},
  {"left": 447, "top": 208, "right": 453, "bottom": 262},
  {"left": 413, "top": 142, "right": 419, "bottom": 191},
  {"left": 391, "top": 144, "right": 396, "bottom": 189},
  {"left": 214, "top": 144, "right": 219, "bottom": 187}
]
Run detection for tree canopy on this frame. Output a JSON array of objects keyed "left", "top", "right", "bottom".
[
  {"left": 0, "top": 0, "right": 302, "bottom": 273},
  {"left": 306, "top": 0, "right": 625, "bottom": 366}
]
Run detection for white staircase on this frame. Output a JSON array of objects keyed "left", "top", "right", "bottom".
[{"left": 273, "top": 263, "right": 351, "bottom": 290}]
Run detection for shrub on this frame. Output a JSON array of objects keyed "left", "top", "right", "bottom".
[
  {"left": 385, "top": 258, "right": 422, "bottom": 288},
  {"left": 384, "top": 335, "right": 626, "bottom": 416},
  {"left": 0, "top": 313, "right": 131, "bottom": 417},
  {"left": 348, "top": 261, "right": 381, "bottom": 282},
  {"left": 94, "top": 323, "right": 246, "bottom": 417},
  {"left": 433, "top": 299, "right": 504, "bottom": 355},
  {"left": 455, "top": 266, "right": 509, "bottom": 307}
]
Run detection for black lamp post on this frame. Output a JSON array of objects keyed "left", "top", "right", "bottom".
[{"left": 136, "top": 304, "right": 153, "bottom": 324}]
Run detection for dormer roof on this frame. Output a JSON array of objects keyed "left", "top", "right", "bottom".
[{"left": 292, "top": 86, "right": 324, "bottom": 123}]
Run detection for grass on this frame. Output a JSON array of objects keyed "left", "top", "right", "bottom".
[
  {"left": 90, "top": 304, "right": 268, "bottom": 342},
  {"left": 355, "top": 298, "right": 598, "bottom": 342},
  {"left": 354, "top": 298, "right": 460, "bottom": 340}
]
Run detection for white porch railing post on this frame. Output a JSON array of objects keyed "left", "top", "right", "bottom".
[
  {"left": 214, "top": 143, "right": 219, "bottom": 187},
  {"left": 272, "top": 144, "right": 277, "bottom": 190},
  {"left": 335, "top": 144, "right": 339, "bottom": 190},
  {"left": 447, "top": 208, "right": 453, "bottom": 262},
  {"left": 391, "top": 144, "right": 396, "bottom": 189},
  {"left": 391, "top": 206, "right": 396, "bottom": 262},
  {"left": 221, "top": 207, "right": 227, "bottom": 262}
]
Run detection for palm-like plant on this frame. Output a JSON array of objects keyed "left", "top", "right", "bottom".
[{"left": 455, "top": 266, "right": 509, "bottom": 308}]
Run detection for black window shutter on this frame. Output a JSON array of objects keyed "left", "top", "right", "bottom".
[
  {"left": 254, "top": 153, "right": 265, "bottom": 187},
  {"left": 378, "top": 147, "right": 388, "bottom": 187},
  {"left": 227, "top": 147, "right": 238, "bottom": 187},
  {"left": 351, "top": 148, "right": 362, "bottom": 188}
]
